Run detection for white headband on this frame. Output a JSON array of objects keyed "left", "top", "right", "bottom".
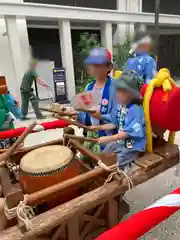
[{"left": 129, "top": 35, "right": 152, "bottom": 54}]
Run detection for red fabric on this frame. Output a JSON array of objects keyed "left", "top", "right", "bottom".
[
  {"left": 106, "top": 49, "right": 112, "bottom": 61},
  {"left": 96, "top": 188, "right": 180, "bottom": 240},
  {"left": 141, "top": 84, "right": 180, "bottom": 131},
  {"left": 0, "top": 120, "right": 69, "bottom": 139}
]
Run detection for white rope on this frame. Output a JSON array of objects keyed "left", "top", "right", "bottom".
[
  {"left": 98, "top": 160, "right": 133, "bottom": 191},
  {"left": 16, "top": 201, "right": 35, "bottom": 231},
  {"left": 4, "top": 195, "right": 34, "bottom": 231},
  {"left": 117, "top": 168, "right": 134, "bottom": 190}
]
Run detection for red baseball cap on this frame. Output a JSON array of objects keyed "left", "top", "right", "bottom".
[
  {"left": 85, "top": 47, "right": 112, "bottom": 65},
  {"left": 106, "top": 49, "right": 112, "bottom": 62}
]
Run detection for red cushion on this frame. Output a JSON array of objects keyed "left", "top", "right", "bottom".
[{"left": 141, "top": 84, "right": 180, "bottom": 131}]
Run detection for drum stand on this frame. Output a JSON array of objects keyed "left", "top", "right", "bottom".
[
  {"left": 0, "top": 166, "right": 24, "bottom": 228},
  {"left": 0, "top": 122, "right": 36, "bottom": 230}
]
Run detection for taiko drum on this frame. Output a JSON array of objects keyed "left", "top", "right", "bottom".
[{"left": 19, "top": 145, "right": 80, "bottom": 207}]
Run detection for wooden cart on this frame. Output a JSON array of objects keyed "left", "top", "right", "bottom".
[{"left": 0, "top": 130, "right": 178, "bottom": 240}]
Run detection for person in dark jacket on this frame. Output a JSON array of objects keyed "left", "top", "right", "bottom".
[{"left": 20, "top": 59, "right": 50, "bottom": 120}]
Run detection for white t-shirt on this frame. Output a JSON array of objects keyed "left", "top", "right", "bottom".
[{"left": 90, "top": 88, "right": 103, "bottom": 125}]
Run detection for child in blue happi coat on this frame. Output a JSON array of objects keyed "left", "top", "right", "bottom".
[
  {"left": 124, "top": 31, "right": 157, "bottom": 84},
  {"left": 77, "top": 47, "right": 117, "bottom": 153},
  {"left": 90, "top": 71, "right": 146, "bottom": 169}
]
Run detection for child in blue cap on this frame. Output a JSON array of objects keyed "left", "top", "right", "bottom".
[
  {"left": 77, "top": 47, "right": 117, "bottom": 153},
  {"left": 90, "top": 71, "right": 146, "bottom": 169}
]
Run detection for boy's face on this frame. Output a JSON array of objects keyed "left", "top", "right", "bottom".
[
  {"left": 87, "top": 64, "right": 109, "bottom": 78},
  {"left": 137, "top": 43, "right": 151, "bottom": 53},
  {"left": 116, "top": 89, "right": 132, "bottom": 105},
  {"left": 30, "top": 62, "right": 37, "bottom": 70}
]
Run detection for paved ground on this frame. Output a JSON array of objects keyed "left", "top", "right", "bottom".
[{"left": 15, "top": 103, "right": 180, "bottom": 239}]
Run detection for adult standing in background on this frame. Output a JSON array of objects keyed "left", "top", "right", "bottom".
[
  {"left": 124, "top": 30, "right": 157, "bottom": 84},
  {"left": 20, "top": 59, "right": 50, "bottom": 120}
]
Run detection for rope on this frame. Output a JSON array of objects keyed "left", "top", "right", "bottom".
[
  {"left": 7, "top": 161, "right": 19, "bottom": 181},
  {"left": 4, "top": 195, "right": 34, "bottom": 231},
  {"left": 98, "top": 160, "right": 133, "bottom": 191}
]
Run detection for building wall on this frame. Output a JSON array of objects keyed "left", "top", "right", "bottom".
[
  {"left": 0, "top": 0, "right": 116, "bottom": 97},
  {"left": 0, "top": 0, "right": 30, "bottom": 96},
  {"left": 1, "top": 0, "right": 180, "bottom": 97}
]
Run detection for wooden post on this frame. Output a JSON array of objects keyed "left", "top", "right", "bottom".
[
  {"left": 106, "top": 198, "right": 119, "bottom": 228},
  {"left": 0, "top": 167, "right": 23, "bottom": 209},
  {"left": 67, "top": 217, "right": 80, "bottom": 240},
  {"left": 0, "top": 167, "right": 24, "bottom": 228},
  {"left": 63, "top": 127, "right": 75, "bottom": 146}
]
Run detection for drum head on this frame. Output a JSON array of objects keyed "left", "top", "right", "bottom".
[{"left": 20, "top": 145, "right": 73, "bottom": 174}]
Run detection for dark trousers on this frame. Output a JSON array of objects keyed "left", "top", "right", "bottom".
[{"left": 21, "top": 90, "right": 43, "bottom": 118}]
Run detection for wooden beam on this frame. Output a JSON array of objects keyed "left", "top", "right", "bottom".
[
  {"left": 26, "top": 167, "right": 107, "bottom": 206},
  {"left": 70, "top": 140, "right": 122, "bottom": 182},
  {"left": 0, "top": 122, "right": 36, "bottom": 163},
  {"left": 0, "top": 151, "right": 178, "bottom": 239}
]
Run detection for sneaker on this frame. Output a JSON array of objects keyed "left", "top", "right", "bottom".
[
  {"left": 20, "top": 116, "right": 31, "bottom": 121},
  {"left": 37, "top": 116, "right": 46, "bottom": 120}
]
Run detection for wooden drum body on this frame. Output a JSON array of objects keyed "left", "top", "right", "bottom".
[{"left": 19, "top": 145, "right": 80, "bottom": 207}]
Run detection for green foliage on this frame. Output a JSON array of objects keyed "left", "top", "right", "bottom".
[
  {"left": 73, "top": 32, "right": 101, "bottom": 92},
  {"left": 113, "top": 36, "right": 132, "bottom": 70},
  {"left": 77, "top": 32, "right": 100, "bottom": 59}
]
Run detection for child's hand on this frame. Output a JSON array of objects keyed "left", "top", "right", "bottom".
[
  {"left": 88, "top": 125, "right": 98, "bottom": 131},
  {"left": 98, "top": 136, "right": 110, "bottom": 144},
  {"left": 14, "top": 100, "right": 19, "bottom": 107},
  {"left": 70, "top": 111, "right": 78, "bottom": 120}
]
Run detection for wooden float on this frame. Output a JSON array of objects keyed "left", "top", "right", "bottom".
[{"left": 0, "top": 126, "right": 178, "bottom": 240}]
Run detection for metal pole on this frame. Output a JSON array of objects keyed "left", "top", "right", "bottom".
[{"left": 154, "top": 0, "right": 160, "bottom": 58}]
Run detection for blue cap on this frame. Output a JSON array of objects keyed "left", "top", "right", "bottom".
[{"left": 85, "top": 47, "right": 111, "bottom": 65}]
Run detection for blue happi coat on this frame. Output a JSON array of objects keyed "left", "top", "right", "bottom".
[
  {"left": 102, "top": 103, "right": 146, "bottom": 152},
  {"left": 77, "top": 76, "right": 117, "bottom": 137},
  {"left": 124, "top": 52, "right": 157, "bottom": 84}
]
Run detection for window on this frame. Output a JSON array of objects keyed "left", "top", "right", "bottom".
[
  {"left": 24, "top": 0, "right": 116, "bottom": 9},
  {"left": 142, "top": 0, "right": 180, "bottom": 15}
]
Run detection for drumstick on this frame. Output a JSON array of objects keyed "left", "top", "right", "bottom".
[
  {"left": 70, "top": 140, "right": 122, "bottom": 182},
  {"left": 75, "top": 108, "right": 96, "bottom": 114},
  {"left": 55, "top": 116, "right": 91, "bottom": 130},
  {"left": 64, "top": 134, "right": 98, "bottom": 143},
  {"left": 0, "top": 121, "right": 36, "bottom": 163},
  {"left": 39, "top": 107, "right": 77, "bottom": 117}
]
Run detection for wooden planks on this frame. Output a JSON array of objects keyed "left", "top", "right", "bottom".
[{"left": 0, "top": 144, "right": 178, "bottom": 240}]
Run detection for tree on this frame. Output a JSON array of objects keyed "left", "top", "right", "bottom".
[
  {"left": 113, "top": 36, "right": 132, "bottom": 70},
  {"left": 73, "top": 32, "right": 101, "bottom": 92}
]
